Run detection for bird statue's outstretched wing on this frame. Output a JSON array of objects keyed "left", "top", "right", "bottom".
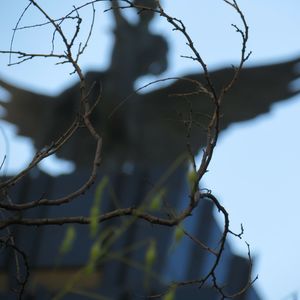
[
  {"left": 216, "top": 57, "right": 300, "bottom": 127},
  {"left": 133, "top": 56, "right": 300, "bottom": 165},
  {"left": 0, "top": 72, "right": 133, "bottom": 169},
  {"left": 0, "top": 79, "right": 56, "bottom": 149}
]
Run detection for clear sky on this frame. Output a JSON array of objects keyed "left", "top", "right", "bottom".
[{"left": 1, "top": 1, "right": 300, "bottom": 299}]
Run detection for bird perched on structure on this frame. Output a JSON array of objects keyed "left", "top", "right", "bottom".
[{"left": 0, "top": 0, "right": 299, "bottom": 172}]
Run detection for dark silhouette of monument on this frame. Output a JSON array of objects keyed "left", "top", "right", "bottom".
[
  {"left": 0, "top": 0, "right": 299, "bottom": 299},
  {"left": 1, "top": 2, "right": 299, "bottom": 171}
]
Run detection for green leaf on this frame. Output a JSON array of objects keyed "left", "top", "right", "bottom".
[
  {"left": 90, "top": 241, "right": 102, "bottom": 261},
  {"left": 90, "top": 206, "right": 100, "bottom": 238},
  {"left": 149, "top": 188, "right": 166, "bottom": 211},
  {"left": 163, "top": 287, "right": 176, "bottom": 300},
  {"left": 187, "top": 170, "right": 198, "bottom": 189},
  {"left": 145, "top": 240, "right": 156, "bottom": 270},
  {"left": 174, "top": 226, "right": 184, "bottom": 244},
  {"left": 85, "top": 241, "right": 102, "bottom": 274},
  {"left": 85, "top": 262, "right": 95, "bottom": 275},
  {"left": 90, "top": 176, "right": 109, "bottom": 237},
  {"left": 59, "top": 225, "right": 76, "bottom": 255}
]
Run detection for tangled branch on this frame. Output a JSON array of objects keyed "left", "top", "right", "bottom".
[{"left": 0, "top": 1, "right": 255, "bottom": 298}]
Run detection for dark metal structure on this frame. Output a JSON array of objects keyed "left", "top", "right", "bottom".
[{"left": 0, "top": 168, "right": 261, "bottom": 299}]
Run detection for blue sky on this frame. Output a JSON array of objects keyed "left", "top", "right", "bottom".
[{"left": 1, "top": 1, "right": 300, "bottom": 299}]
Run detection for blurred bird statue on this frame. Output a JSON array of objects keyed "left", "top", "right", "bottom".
[{"left": 0, "top": 0, "right": 299, "bottom": 173}]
